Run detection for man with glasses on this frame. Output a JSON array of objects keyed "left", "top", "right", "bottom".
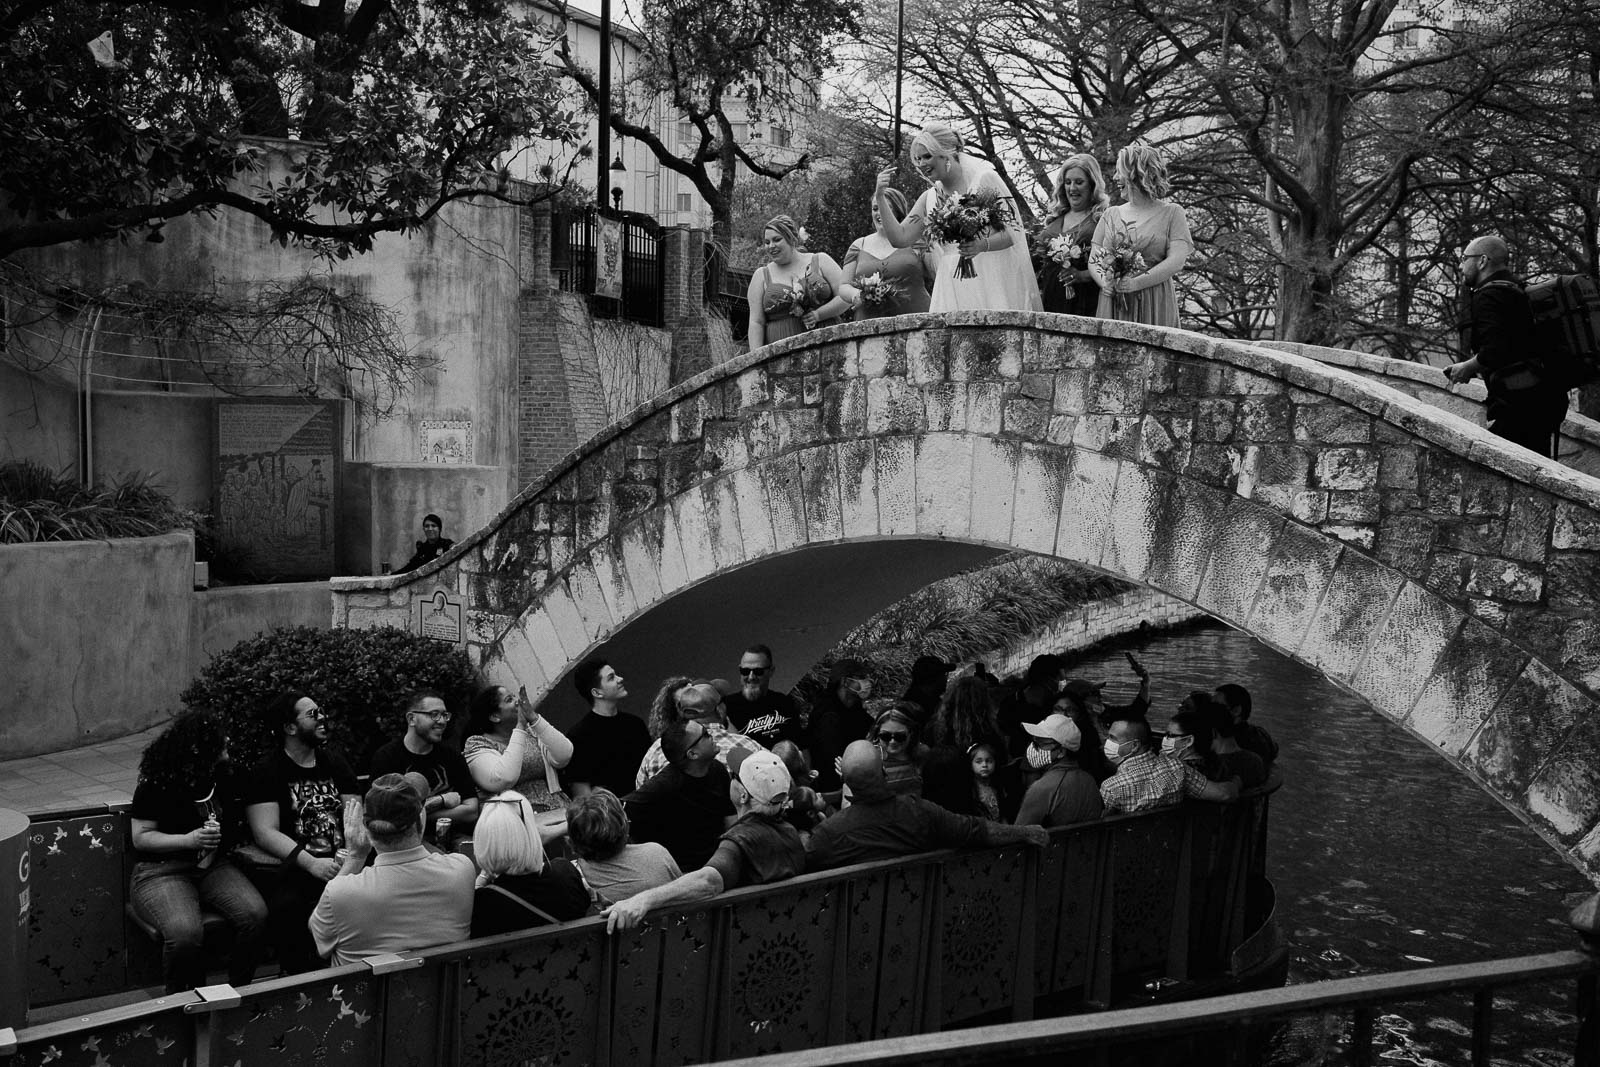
[
  {"left": 244, "top": 692, "right": 362, "bottom": 973},
  {"left": 723, "top": 644, "right": 807, "bottom": 750},
  {"left": 606, "top": 749, "right": 804, "bottom": 931},
  {"left": 369, "top": 690, "right": 479, "bottom": 842},
  {"left": 624, "top": 718, "right": 738, "bottom": 871},
  {"left": 1446, "top": 235, "right": 1567, "bottom": 458},
  {"left": 632, "top": 681, "right": 765, "bottom": 788}
]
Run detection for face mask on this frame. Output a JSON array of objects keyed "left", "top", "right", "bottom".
[
  {"left": 1104, "top": 738, "right": 1134, "bottom": 764},
  {"left": 1026, "top": 744, "right": 1055, "bottom": 770},
  {"left": 844, "top": 678, "right": 873, "bottom": 700},
  {"left": 1162, "top": 736, "right": 1193, "bottom": 758}
]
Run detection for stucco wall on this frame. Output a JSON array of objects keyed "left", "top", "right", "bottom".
[
  {"left": 346, "top": 462, "right": 510, "bottom": 577},
  {"left": 0, "top": 534, "right": 330, "bottom": 757}
]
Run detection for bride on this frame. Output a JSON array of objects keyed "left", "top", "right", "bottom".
[{"left": 874, "top": 123, "right": 1041, "bottom": 313}]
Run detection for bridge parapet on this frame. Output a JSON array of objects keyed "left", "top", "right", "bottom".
[{"left": 331, "top": 312, "right": 1600, "bottom": 875}]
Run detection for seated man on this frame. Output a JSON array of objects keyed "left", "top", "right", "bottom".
[
  {"left": 624, "top": 719, "right": 737, "bottom": 872},
  {"left": 567, "top": 788, "right": 683, "bottom": 903},
  {"left": 1100, "top": 714, "right": 1239, "bottom": 816},
  {"left": 806, "top": 741, "right": 1048, "bottom": 871},
  {"left": 722, "top": 644, "right": 808, "bottom": 750},
  {"left": 369, "top": 691, "right": 479, "bottom": 842},
  {"left": 1193, "top": 695, "right": 1267, "bottom": 788},
  {"left": 633, "top": 681, "right": 764, "bottom": 788},
  {"left": 309, "top": 772, "right": 476, "bottom": 967},
  {"left": 1215, "top": 683, "right": 1277, "bottom": 770},
  {"left": 605, "top": 750, "right": 805, "bottom": 931}
]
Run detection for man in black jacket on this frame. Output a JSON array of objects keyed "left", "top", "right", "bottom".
[{"left": 1445, "top": 235, "right": 1567, "bottom": 458}]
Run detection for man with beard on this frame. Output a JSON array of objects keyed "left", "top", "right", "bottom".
[
  {"left": 245, "top": 692, "right": 362, "bottom": 974},
  {"left": 368, "top": 691, "right": 479, "bottom": 843},
  {"left": 722, "top": 644, "right": 806, "bottom": 750}
]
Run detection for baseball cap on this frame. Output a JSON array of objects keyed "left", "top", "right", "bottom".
[
  {"left": 729, "top": 749, "right": 792, "bottom": 805},
  {"left": 364, "top": 771, "right": 429, "bottom": 835},
  {"left": 1062, "top": 678, "right": 1105, "bottom": 700},
  {"left": 1023, "top": 713, "right": 1083, "bottom": 751}
]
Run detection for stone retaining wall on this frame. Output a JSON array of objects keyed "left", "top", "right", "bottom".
[{"left": 984, "top": 588, "right": 1208, "bottom": 680}]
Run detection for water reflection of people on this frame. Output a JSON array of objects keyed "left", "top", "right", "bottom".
[{"left": 398, "top": 513, "right": 454, "bottom": 573}]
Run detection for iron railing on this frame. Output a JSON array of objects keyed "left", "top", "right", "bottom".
[
  {"left": 704, "top": 244, "right": 754, "bottom": 346},
  {"left": 553, "top": 206, "right": 665, "bottom": 328}
]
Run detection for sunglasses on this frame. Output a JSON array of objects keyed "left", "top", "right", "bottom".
[
  {"left": 876, "top": 730, "right": 910, "bottom": 744},
  {"left": 739, "top": 667, "right": 769, "bottom": 677}
]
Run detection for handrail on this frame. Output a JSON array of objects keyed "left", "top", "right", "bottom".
[
  {"left": 712, "top": 950, "right": 1600, "bottom": 1066},
  {"left": 11, "top": 786, "right": 1279, "bottom": 1065}
]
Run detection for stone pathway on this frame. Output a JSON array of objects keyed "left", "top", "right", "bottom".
[{"left": 0, "top": 726, "right": 161, "bottom": 815}]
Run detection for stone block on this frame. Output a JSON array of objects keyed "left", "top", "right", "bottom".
[
  {"left": 1502, "top": 494, "right": 1552, "bottom": 564},
  {"left": 867, "top": 377, "right": 925, "bottom": 434},
  {"left": 1090, "top": 371, "right": 1145, "bottom": 415},
  {"left": 669, "top": 399, "right": 704, "bottom": 444},
  {"left": 798, "top": 445, "right": 844, "bottom": 544},
  {"left": 835, "top": 438, "right": 878, "bottom": 539},
  {"left": 858, "top": 335, "right": 893, "bottom": 378},
  {"left": 1145, "top": 476, "right": 1231, "bottom": 602},
  {"left": 1053, "top": 369, "right": 1093, "bottom": 416},
  {"left": 1436, "top": 519, "right": 1503, "bottom": 555},
  {"left": 1379, "top": 446, "right": 1420, "bottom": 491},
  {"left": 1296, "top": 548, "right": 1404, "bottom": 684},
  {"left": 1046, "top": 414, "right": 1076, "bottom": 447},
  {"left": 1406, "top": 615, "right": 1528, "bottom": 757},
  {"left": 614, "top": 483, "right": 657, "bottom": 521},
  {"left": 1194, "top": 400, "right": 1237, "bottom": 443},
  {"left": 1183, "top": 444, "right": 1240, "bottom": 489},
  {"left": 669, "top": 486, "right": 717, "bottom": 585},
  {"left": 1003, "top": 397, "right": 1051, "bottom": 440},
  {"left": 1349, "top": 582, "right": 1462, "bottom": 725},
  {"left": 1293, "top": 404, "right": 1372, "bottom": 444},
  {"left": 1463, "top": 557, "right": 1543, "bottom": 603},
  {"left": 1139, "top": 415, "right": 1188, "bottom": 472},
  {"left": 521, "top": 604, "right": 572, "bottom": 688},
  {"left": 760, "top": 453, "right": 808, "bottom": 553},
  {"left": 1012, "top": 444, "right": 1070, "bottom": 556},
  {"left": 802, "top": 374, "right": 823, "bottom": 406},
  {"left": 966, "top": 382, "right": 1006, "bottom": 435},
  {"left": 699, "top": 475, "right": 747, "bottom": 573},
  {"left": 564, "top": 558, "right": 615, "bottom": 646},
  {"left": 876, "top": 436, "right": 918, "bottom": 536},
  {"left": 496, "top": 623, "right": 550, "bottom": 695},
  {"left": 1074, "top": 414, "right": 1143, "bottom": 460},
  {"left": 915, "top": 433, "right": 976, "bottom": 539},
  {"left": 1235, "top": 395, "right": 1294, "bottom": 442},
  {"left": 538, "top": 579, "right": 590, "bottom": 661},
  {"left": 660, "top": 443, "right": 703, "bottom": 499},
  {"left": 1521, "top": 689, "right": 1600, "bottom": 841},
  {"left": 1553, "top": 502, "right": 1600, "bottom": 550},
  {"left": 1019, "top": 373, "right": 1053, "bottom": 401},
  {"left": 950, "top": 329, "right": 1022, "bottom": 381},
  {"left": 729, "top": 466, "right": 776, "bottom": 560},
  {"left": 617, "top": 512, "right": 667, "bottom": 612},
  {"left": 970, "top": 437, "right": 1020, "bottom": 546},
  {"left": 1459, "top": 466, "right": 1509, "bottom": 518},
  {"left": 1103, "top": 462, "right": 1163, "bottom": 584},
  {"left": 1547, "top": 551, "right": 1600, "bottom": 612},
  {"left": 1194, "top": 497, "right": 1284, "bottom": 627},
  {"left": 1373, "top": 512, "right": 1434, "bottom": 574},
  {"left": 1312, "top": 447, "right": 1380, "bottom": 491},
  {"left": 773, "top": 407, "right": 824, "bottom": 453},
  {"left": 922, "top": 382, "right": 969, "bottom": 433},
  {"left": 587, "top": 543, "right": 639, "bottom": 630},
  {"left": 1327, "top": 490, "right": 1381, "bottom": 523},
  {"left": 1245, "top": 522, "right": 1344, "bottom": 654},
  {"left": 1054, "top": 449, "right": 1120, "bottom": 569},
  {"left": 771, "top": 373, "right": 804, "bottom": 409},
  {"left": 737, "top": 367, "right": 771, "bottom": 409},
  {"left": 1319, "top": 525, "right": 1375, "bottom": 550},
  {"left": 823, "top": 379, "right": 869, "bottom": 440},
  {"left": 1222, "top": 366, "right": 1287, "bottom": 396},
  {"left": 905, "top": 329, "right": 946, "bottom": 385},
  {"left": 703, "top": 419, "right": 751, "bottom": 474}
]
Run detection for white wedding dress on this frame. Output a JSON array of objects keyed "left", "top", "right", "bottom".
[{"left": 914, "top": 158, "right": 1043, "bottom": 313}]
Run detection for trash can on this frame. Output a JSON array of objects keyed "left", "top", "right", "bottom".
[{"left": 0, "top": 808, "right": 30, "bottom": 1029}]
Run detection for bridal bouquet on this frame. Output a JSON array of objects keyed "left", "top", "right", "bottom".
[
  {"left": 1045, "top": 233, "right": 1084, "bottom": 299},
  {"left": 855, "top": 272, "right": 902, "bottom": 308},
  {"left": 1089, "top": 233, "right": 1149, "bottom": 317},
  {"left": 926, "top": 189, "right": 1013, "bottom": 279}
]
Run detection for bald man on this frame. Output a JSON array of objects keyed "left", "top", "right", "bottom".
[
  {"left": 805, "top": 741, "right": 1047, "bottom": 871},
  {"left": 1445, "top": 234, "right": 1568, "bottom": 458}
]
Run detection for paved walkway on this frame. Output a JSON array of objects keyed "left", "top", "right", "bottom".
[{"left": 0, "top": 725, "right": 162, "bottom": 815}]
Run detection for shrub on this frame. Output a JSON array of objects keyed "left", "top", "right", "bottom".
[
  {"left": 0, "top": 460, "right": 199, "bottom": 544},
  {"left": 181, "top": 625, "right": 480, "bottom": 773}
]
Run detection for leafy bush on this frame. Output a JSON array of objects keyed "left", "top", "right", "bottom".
[
  {"left": 181, "top": 625, "right": 480, "bottom": 773},
  {"left": 0, "top": 460, "right": 199, "bottom": 544}
]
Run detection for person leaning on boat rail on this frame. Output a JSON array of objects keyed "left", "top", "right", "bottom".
[{"left": 1100, "top": 713, "right": 1240, "bottom": 816}]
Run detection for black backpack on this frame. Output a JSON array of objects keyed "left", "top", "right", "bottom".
[{"left": 1525, "top": 274, "right": 1600, "bottom": 389}]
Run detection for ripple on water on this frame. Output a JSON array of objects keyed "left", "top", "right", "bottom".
[{"left": 1067, "top": 623, "right": 1595, "bottom": 1067}]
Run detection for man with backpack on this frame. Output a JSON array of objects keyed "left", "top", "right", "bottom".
[{"left": 1446, "top": 235, "right": 1569, "bottom": 458}]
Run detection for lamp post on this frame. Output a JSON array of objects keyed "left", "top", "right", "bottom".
[
  {"left": 597, "top": 0, "right": 612, "bottom": 207},
  {"left": 610, "top": 152, "right": 626, "bottom": 211}
]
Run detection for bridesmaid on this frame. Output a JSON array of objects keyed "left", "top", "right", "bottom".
[
  {"left": 839, "top": 188, "right": 936, "bottom": 319},
  {"left": 1034, "top": 153, "right": 1109, "bottom": 316},
  {"left": 1088, "top": 143, "right": 1193, "bottom": 328},
  {"left": 746, "top": 214, "right": 851, "bottom": 350}
]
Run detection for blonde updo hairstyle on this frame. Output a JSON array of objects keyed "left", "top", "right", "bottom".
[
  {"left": 1115, "top": 143, "right": 1172, "bottom": 200},
  {"left": 911, "top": 123, "right": 963, "bottom": 170},
  {"left": 1049, "top": 153, "right": 1112, "bottom": 220}
]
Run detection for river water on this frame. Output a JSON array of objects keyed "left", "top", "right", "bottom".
[{"left": 1068, "top": 620, "right": 1594, "bottom": 1067}]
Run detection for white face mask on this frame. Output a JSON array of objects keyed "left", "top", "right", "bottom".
[
  {"left": 1161, "top": 736, "right": 1193, "bottom": 758},
  {"left": 1104, "top": 738, "right": 1134, "bottom": 764},
  {"left": 1026, "top": 743, "right": 1055, "bottom": 770}
]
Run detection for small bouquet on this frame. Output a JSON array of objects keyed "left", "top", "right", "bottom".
[
  {"left": 764, "top": 282, "right": 811, "bottom": 324},
  {"left": 855, "top": 272, "right": 903, "bottom": 308},
  {"left": 926, "top": 188, "right": 1014, "bottom": 279},
  {"left": 1089, "top": 232, "right": 1149, "bottom": 318},
  {"left": 1045, "top": 233, "right": 1084, "bottom": 299}
]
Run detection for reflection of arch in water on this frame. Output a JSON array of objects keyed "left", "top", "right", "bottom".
[{"left": 334, "top": 312, "right": 1600, "bottom": 876}]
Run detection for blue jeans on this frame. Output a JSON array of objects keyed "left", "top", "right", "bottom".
[{"left": 129, "top": 857, "right": 268, "bottom": 992}]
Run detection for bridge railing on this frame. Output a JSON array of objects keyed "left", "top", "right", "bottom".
[
  {"left": 711, "top": 949, "right": 1600, "bottom": 1067},
  {"left": 6, "top": 785, "right": 1276, "bottom": 1066}
]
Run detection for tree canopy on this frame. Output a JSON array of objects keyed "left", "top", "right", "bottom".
[{"left": 0, "top": 0, "right": 587, "bottom": 257}]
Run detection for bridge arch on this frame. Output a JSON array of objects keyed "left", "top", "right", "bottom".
[{"left": 333, "top": 312, "right": 1600, "bottom": 876}]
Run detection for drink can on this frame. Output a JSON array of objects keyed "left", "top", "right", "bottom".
[
  {"left": 435, "top": 817, "right": 453, "bottom": 846},
  {"left": 335, "top": 848, "right": 351, "bottom": 865}
]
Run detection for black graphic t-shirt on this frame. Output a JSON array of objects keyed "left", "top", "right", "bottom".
[
  {"left": 723, "top": 690, "right": 807, "bottom": 749},
  {"left": 245, "top": 747, "right": 361, "bottom": 858},
  {"left": 368, "top": 739, "right": 474, "bottom": 802}
]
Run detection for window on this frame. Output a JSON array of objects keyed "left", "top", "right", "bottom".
[
  {"left": 677, "top": 121, "right": 695, "bottom": 144},
  {"left": 729, "top": 122, "right": 748, "bottom": 142},
  {"left": 676, "top": 193, "right": 693, "bottom": 213},
  {"left": 1397, "top": 25, "right": 1422, "bottom": 48},
  {"left": 770, "top": 125, "right": 792, "bottom": 148}
]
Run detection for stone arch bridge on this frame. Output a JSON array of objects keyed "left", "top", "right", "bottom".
[{"left": 332, "top": 312, "right": 1600, "bottom": 877}]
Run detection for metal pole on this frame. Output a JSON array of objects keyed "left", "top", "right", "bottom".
[
  {"left": 894, "top": 0, "right": 905, "bottom": 158},
  {"left": 598, "top": 0, "right": 612, "bottom": 207}
]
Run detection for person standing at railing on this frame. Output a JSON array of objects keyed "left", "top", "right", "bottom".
[
  {"left": 605, "top": 750, "right": 805, "bottom": 932},
  {"left": 806, "top": 741, "right": 1048, "bottom": 871},
  {"left": 1214, "top": 683, "right": 1277, "bottom": 772},
  {"left": 128, "top": 711, "right": 268, "bottom": 993},
  {"left": 1100, "top": 714, "right": 1239, "bottom": 816},
  {"left": 745, "top": 215, "right": 851, "bottom": 351},
  {"left": 244, "top": 692, "right": 362, "bottom": 975}
]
